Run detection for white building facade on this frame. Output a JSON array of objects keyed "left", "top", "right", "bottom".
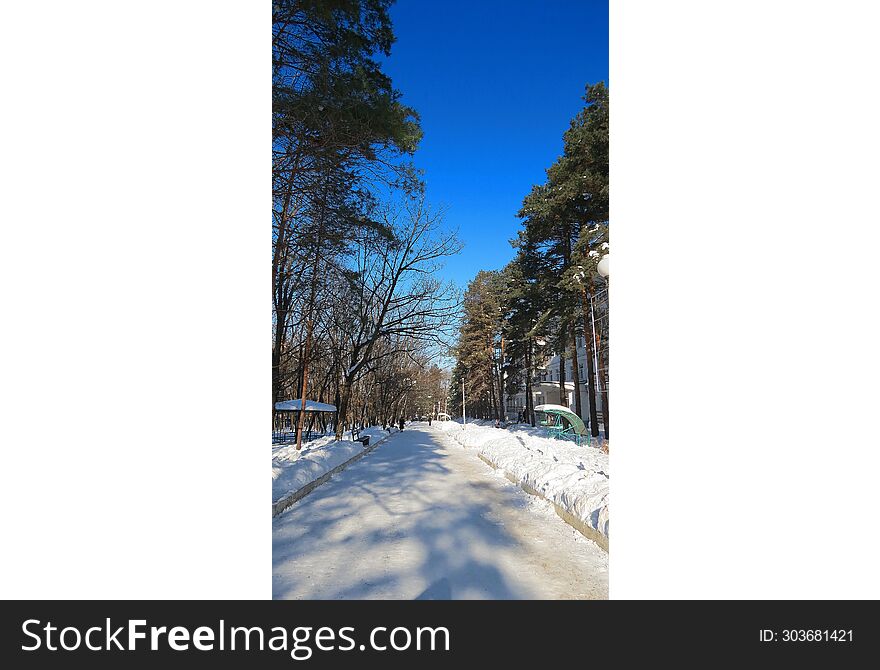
[{"left": 505, "top": 333, "right": 607, "bottom": 425}]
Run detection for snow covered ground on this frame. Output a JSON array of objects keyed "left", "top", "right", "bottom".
[
  {"left": 436, "top": 420, "right": 609, "bottom": 542},
  {"left": 273, "top": 424, "right": 607, "bottom": 599},
  {"left": 272, "top": 425, "right": 394, "bottom": 504}
]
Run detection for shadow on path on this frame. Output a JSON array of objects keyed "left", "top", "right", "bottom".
[{"left": 273, "top": 427, "right": 544, "bottom": 599}]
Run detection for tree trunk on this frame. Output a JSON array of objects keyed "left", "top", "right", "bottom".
[
  {"left": 570, "top": 322, "right": 583, "bottom": 419},
  {"left": 526, "top": 339, "right": 535, "bottom": 426},
  {"left": 592, "top": 280, "right": 609, "bottom": 441},
  {"left": 578, "top": 284, "right": 600, "bottom": 438},
  {"left": 271, "top": 311, "right": 287, "bottom": 427},
  {"left": 294, "top": 318, "right": 314, "bottom": 449},
  {"left": 294, "top": 240, "right": 323, "bottom": 449},
  {"left": 558, "top": 346, "right": 567, "bottom": 407},
  {"left": 292, "top": 167, "right": 333, "bottom": 447},
  {"left": 497, "top": 337, "right": 506, "bottom": 421},
  {"left": 335, "top": 379, "right": 352, "bottom": 441},
  {"left": 487, "top": 354, "right": 498, "bottom": 420},
  {"left": 271, "top": 154, "right": 303, "bottom": 431}
]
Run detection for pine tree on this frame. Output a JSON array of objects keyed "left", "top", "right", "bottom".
[{"left": 515, "top": 82, "right": 609, "bottom": 439}]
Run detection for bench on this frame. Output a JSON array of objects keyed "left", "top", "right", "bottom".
[{"left": 351, "top": 428, "right": 370, "bottom": 447}]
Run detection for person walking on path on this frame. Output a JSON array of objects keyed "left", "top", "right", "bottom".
[
  {"left": 428, "top": 415, "right": 432, "bottom": 426},
  {"left": 398, "top": 416, "right": 405, "bottom": 431}
]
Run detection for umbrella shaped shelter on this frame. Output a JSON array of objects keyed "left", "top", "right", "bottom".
[{"left": 534, "top": 403, "right": 589, "bottom": 446}]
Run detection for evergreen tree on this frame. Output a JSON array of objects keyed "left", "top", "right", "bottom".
[
  {"left": 499, "top": 251, "right": 550, "bottom": 426},
  {"left": 515, "top": 82, "right": 609, "bottom": 439},
  {"left": 454, "top": 270, "right": 505, "bottom": 420}
]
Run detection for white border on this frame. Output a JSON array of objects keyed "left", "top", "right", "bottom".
[
  {"left": 3, "top": 0, "right": 880, "bottom": 600},
  {"left": 0, "top": 2, "right": 268, "bottom": 598},
  {"left": 611, "top": 0, "right": 880, "bottom": 598}
]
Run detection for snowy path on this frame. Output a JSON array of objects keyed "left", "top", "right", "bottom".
[{"left": 272, "top": 424, "right": 608, "bottom": 599}]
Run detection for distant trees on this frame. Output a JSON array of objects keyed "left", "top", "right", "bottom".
[
  {"left": 273, "top": 1, "right": 458, "bottom": 446},
  {"left": 450, "top": 270, "right": 505, "bottom": 420},
  {"left": 451, "top": 83, "right": 609, "bottom": 442}
]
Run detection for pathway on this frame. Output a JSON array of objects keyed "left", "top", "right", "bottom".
[{"left": 272, "top": 423, "right": 607, "bottom": 599}]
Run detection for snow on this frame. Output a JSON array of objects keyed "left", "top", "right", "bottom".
[
  {"left": 272, "top": 425, "right": 394, "bottom": 503},
  {"left": 534, "top": 403, "right": 575, "bottom": 414},
  {"left": 435, "top": 420, "right": 609, "bottom": 541},
  {"left": 273, "top": 424, "right": 607, "bottom": 599},
  {"left": 274, "top": 399, "right": 337, "bottom": 412}
]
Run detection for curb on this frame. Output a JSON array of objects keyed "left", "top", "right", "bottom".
[
  {"left": 272, "top": 432, "right": 394, "bottom": 518},
  {"left": 477, "top": 453, "right": 609, "bottom": 553}
]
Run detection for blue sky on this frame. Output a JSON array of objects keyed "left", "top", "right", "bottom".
[{"left": 382, "top": 0, "right": 608, "bottom": 289}]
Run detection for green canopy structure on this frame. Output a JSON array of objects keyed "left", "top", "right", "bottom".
[{"left": 534, "top": 404, "right": 589, "bottom": 446}]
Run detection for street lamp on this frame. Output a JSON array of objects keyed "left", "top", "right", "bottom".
[{"left": 597, "top": 254, "right": 609, "bottom": 279}]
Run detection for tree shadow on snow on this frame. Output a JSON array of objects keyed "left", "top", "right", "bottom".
[{"left": 272, "top": 429, "right": 538, "bottom": 600}]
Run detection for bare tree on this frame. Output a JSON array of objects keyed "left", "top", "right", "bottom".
[{"left": 332, "top": 195, "right": 461, "bottom": 439}]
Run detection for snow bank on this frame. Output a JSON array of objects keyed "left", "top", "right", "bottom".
[
  {"left": 439, "top": 421, "right": 609, "bottom": 541},
  {"left": 272, "top": 426, "right": 395, "bottom": 503}
]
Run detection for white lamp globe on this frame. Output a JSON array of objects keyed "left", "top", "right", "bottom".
[{"left": 597, "top": 254, "right": 610, "bottom": 278}]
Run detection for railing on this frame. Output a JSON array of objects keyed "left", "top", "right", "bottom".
[{"left": 272, "top": 430, "right": 321, "bottom": 446}]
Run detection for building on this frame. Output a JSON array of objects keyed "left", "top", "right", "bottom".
[
  {"left": 505, "top": 337, "right": 597, "bottom": 419},
  {"left": 501, "top": 283, "right": 608, "bottom": 424}
]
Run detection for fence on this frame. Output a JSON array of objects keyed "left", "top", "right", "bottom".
[{"left": 271, "top": 430, "right": 322, "bottom": 446}]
